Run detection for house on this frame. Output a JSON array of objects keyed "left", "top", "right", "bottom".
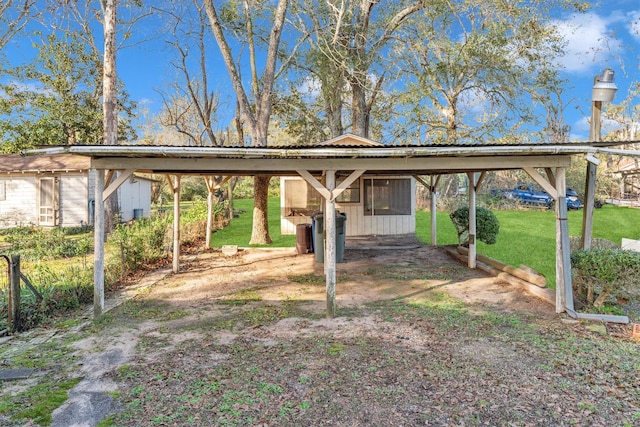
[
  {"left": 0, "top": 153, "right": 153, "bottom": 228},
  {"left": 280, "top": 135, "right": 416, "bottom": 236}
]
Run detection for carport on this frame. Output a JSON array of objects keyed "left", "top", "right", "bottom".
[{"left": 31, "top": 134, "right": 631, "bottom": 323}]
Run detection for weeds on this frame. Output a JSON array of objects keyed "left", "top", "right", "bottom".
[{"left": 0, "top": 377, "right": 81, "bottom": 425}]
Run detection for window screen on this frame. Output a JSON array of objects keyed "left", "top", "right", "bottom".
[
  {"left": 364, "top": 178, "right": 411, "bottom": 216},
  {"left": 284, "top": 179, "right": 322, "bottom": 216},
  {"left": 335, "top": 177, "right": 360, "bottom": 203}
]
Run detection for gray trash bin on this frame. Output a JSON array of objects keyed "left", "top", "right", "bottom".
[
  {"left": 313, "top": 213, "right": 324, "bottom": 262},
  {"left": 312, "top": 212, "right": 346, "bottom": 263},
  {"left": 336, "top": 212, "right": 346, "bottom": 263}
]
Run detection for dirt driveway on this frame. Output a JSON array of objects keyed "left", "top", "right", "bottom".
[{"left": 3, "top": 243, "right": 639, "bottom": 426}]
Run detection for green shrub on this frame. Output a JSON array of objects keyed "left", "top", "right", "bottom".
[
  {"left": 571, "top": 249, "right": 640, "bottom": 307},
  {"left": 5, "top": 227, "right": 92, "bottom": 260},
  {"left": 0, "top": 215, "right": 173, "bottom": 331},
  {"left": 110, "top": 215, "right": 172, "bottom": 275},
  {"left": 449, "top": 206, "right": 500, "bottom": 246}
]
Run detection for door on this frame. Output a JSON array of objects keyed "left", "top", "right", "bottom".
[{"left": 38, "top": 177, "right": 59, "bottom": 226}]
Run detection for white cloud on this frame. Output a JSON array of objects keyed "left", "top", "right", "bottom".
[
  {"left": 572, "top": 114, "right": 622, "bottom": 140},
  {"left": 627, "top": 11, "right": 640, "bottom": 41},
  {"left": 299, "top": 75, "right": 321, "bottom": 99},
  {"left": 552, "top": 12, "right": 623, "bottom": 73}
]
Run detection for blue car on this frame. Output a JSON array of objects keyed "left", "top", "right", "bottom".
[
  {"left": 566, "top": 188, "right": 583, "bottom": 210},
  {"left": 510, "top": 184, "right": 553, "bottom": 207}
]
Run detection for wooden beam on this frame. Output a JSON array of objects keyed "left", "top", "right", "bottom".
[
  {"left": 94, "top": 155, "right": 573, "bottom": 173},
  {"left": 217, "top": 175, "right": 232, "bottom": 189},
  {"left": 544, "top": 168, "right": 556, "bottom": 188},
  {"left": 105, "top": 170, "right": 115, "bottom": 187},
  {"left": 555, "top": 167, "right": 574, "bottom": 313},
  {"left": 581, "top": 162, "right": 597, "bottom": 249},
  {"left": 93, "top": 169, "right": 105, "bottom": 319},
  {"left": 102, "top": 169, "right": 134, "bottom": 202},
  {"left": 172, "top": 175, "right": 181, "bottom": 274},
  {"left": 413, "top": 175, "right": 430, "bottom": 189},
  {"left": 430, "top": 175, "right": 439, "bottom": 246},
  {"left": 333, "top": 170, "right": 365, "bottom": 200},
  {"left": 165, "top": 174, "right": 176, "bottom": 193},
  {"left": 524, "top": 167, "right": 558, "bottom": 200},
  {"left": 206, "top": 176, "right": 214, "bottom": 249},
  {"left": 457, "top": 246, "right": 546, "bottom": 287},
  {"left": 467, "top": 172, "right": 477, "bottom": 269},
  {"left": 475, "top": 171, "right": 487, "bottom": 190},
  {"left": 297, "top": 170, "right": 330, "bottom": 200},
  {"left": 448, "top": 248, "right": 555, "bottom": 306},
  {"left": 204, "top": 176, "right": 215, "bottom": 192},
  {"left": 325, "top": 170, "right": 337, "bottom": 318}
]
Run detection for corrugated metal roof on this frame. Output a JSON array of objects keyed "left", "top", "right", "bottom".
[{"left": 0, "top": 153, "right": 91, "bottom": 173}]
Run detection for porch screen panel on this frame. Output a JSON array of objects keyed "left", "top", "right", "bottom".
[
  {"left": 284, "top": 180, "right": 321, "bottom": 216},
  {"left": 364, "top": 179, "right": 411, "bottom": 215}
]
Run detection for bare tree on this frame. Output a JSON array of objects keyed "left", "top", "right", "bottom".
[
  {"left": 158, "top": 2, "right": 221, "bottom": 147},
  {"left": 0, "top": 0, "right": 36, "bottom": 52},
  {"left": 204, "top": 0, "right": 289, "bottom": 244}
]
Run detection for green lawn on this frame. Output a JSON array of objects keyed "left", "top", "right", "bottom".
[
  {"left": 212, "top": 198, "right": 640, "bottom": 288},
  {"left": 416, "top": 204, "right": 640, "bottom": 287},
  {"left": 210, "top": 198, "right": 296, "bottom": 247}
]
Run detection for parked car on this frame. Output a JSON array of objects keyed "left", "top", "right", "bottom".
[
  {"left": 510, "top": 183, "right": 553, "bottom": 207},
  {"left": 492, "top": 184, "right": 583, "bottom": 209},
  {"left": 566, "top": 188, "right": 583, "bottom": 210}
]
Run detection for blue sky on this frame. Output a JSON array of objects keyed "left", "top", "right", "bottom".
[
  {"left": 3, "top": 1, "right": 640, "bottom": 143},
  {"left": 550, "top": 1, "right": 640, "bottom": 140}
]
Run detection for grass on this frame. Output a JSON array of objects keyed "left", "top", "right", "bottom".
[
  {"left": 416, "top": 204, "right": 640, "bottom": 288},
  {"left": 0, "top": 377, "right": 82, "bottom": 425},
  {"left": 216, "top": 198, "right": 640, "bottom": 289},
  {"left": 210, "top": 198, "right": 296, "bottom": 247}
]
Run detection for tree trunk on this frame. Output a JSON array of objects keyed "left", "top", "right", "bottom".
[
  {"left": 351, "top": 77, "right": 369, "bottom": 138},
  {"left": 102, "top": 0, "right": 119, "bottom": 232},
  {"left": 250, "top": 175, "right": 272, "bottom": 245},
  {"left": 325, "top": 87, "right": 344, "bottom": 137}
]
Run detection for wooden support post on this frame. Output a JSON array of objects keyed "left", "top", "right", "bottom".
[
  {"left": 204, "top": 176, "right": 231, "bottom": 248},
  {"left": 172, "top": 175, "right": 181, "bottom": 273},
  {"left": 581, "top": 161, "right": 597, "bottom": 249},
  {"left": 93, "top": 169, "right": 105, "bottom": 319},
  {"left": 325, "top": 170, "right": 337, "bottom": 318},
  {"left": 205, "top": 176, "right": 214, "bottom": 249},
  {"left": 430, "top": 175, "right": 440, "bottom": 246},
  {"left": 555, "top": 167, "right": 574, "bottom": 313},
  {"left": 467, "top": 172, "right": 477, "bottom": 269},
  {"left": 9, "top": 255, "right": 20, "bottom": 331}
]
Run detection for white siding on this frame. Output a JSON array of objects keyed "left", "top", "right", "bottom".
[
  {"left": 0, "top": 169, "right": 152, "bottom": 228},
  {"left": 0, "top": 176, "right": 38, "bottom": 228},
  {"left": 280, "top": 176, "right": 416, "bottom": 237},
  {"left": 59, "top": 173, "right": 89, "bottom": 227},
  {"left": 118, "top": 175, "right": 152, "bottom": 222}
]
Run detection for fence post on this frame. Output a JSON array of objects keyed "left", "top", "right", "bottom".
[{"left": 9, "top": 254, "right": 20, "bottom": 331}]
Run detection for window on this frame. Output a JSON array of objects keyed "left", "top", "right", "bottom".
[
  {"left": 284, "top": 179, "right": 321, "bottom": 216},
  {"left": 364, "top": 178, "right": 411, "bottom": 216},
  {"left": 335, "top": 177, "right": 360, "bottom": 203}
]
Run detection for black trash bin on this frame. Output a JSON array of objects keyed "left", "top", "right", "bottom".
[{"left": 296, "top": 223, "right": 313, "bottom": 254}]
